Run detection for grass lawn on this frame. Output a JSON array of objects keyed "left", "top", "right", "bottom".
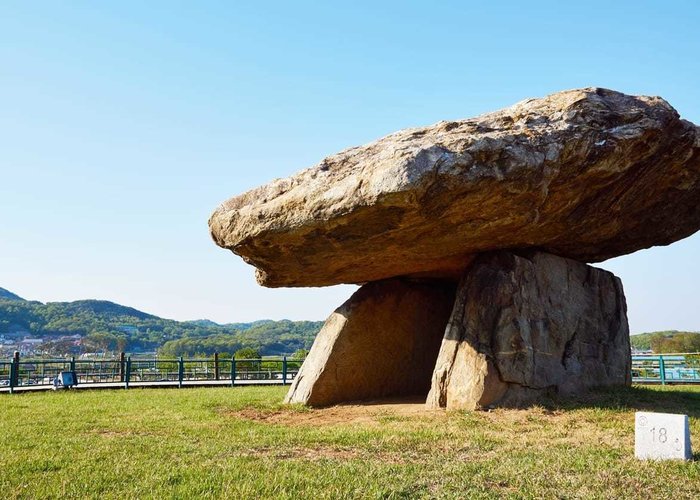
[{"left": 1, "top": 385, "right": 699, "bottom": 499}]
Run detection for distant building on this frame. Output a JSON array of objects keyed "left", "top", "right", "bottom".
[{"left": 20, "top": 338, "right": 44, "bottom": 345}]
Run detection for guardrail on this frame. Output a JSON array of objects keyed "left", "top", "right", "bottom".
[
  {"left": 632, "top": 354, "right": 700, "bottom": 385},
  {"left": 0, "top": 352, "right": 303, "bottom": 393}
]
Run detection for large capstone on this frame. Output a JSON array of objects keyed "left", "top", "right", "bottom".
[
  {"left": 285, "top": 279, "right": 455, "bottom": 406},
  {"left": 427, "top": 251, "right": 631, "bottom": 410},
  {"left": 210, "top": 88, "right": 700, "bottom": 287}
]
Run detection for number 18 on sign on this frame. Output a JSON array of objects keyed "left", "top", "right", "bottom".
[{"left": 635, "top": 411, "right": 692, "bottom": 460}]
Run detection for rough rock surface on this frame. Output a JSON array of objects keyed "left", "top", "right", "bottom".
[
  {"left": 426, "top": 251, "right": 631, "bottom": 410},
  {"left": 210, "top": 88, "right": 700, "bottom": 287},
  {"left": 285, "top": 279, "right": 455, "bottom": 406}
]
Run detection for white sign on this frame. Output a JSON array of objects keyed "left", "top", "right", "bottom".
[{"left": 635, "top": 411, "right": 692, "bottom": 461}]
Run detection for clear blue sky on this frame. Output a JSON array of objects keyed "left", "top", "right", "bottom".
[{"left": 1, "top": 1, "right": 698, "bottom": 333}]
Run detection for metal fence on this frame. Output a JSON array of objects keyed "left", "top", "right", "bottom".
[
  {"left": 3, "top": 352, "right": 699, "bottom": 393},
  {"left": 0, "top": 353, "right": 303, "bottom": 393},
  {"left": 631, "top": 354, "right": 700, "bottom": 384}
]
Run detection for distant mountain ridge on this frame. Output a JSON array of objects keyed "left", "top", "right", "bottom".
[
  {"left": 185, "top": 319, "right": 276, "bottom": 329},
  {"left": 0, "top": 286, "right": 322, "bottom": 356},
  {"left": 0, "top": 287, "right": 25, "bottom": 302},
  {"left": 53, "top": 299, "right": 157, "bottom": 321}
]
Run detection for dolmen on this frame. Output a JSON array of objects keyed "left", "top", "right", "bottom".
[{"left": 210, "top": 88, "right": 700, "bottom": 409}]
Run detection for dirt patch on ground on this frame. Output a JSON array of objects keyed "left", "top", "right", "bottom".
[
  {"left": 235, "top": 445, "right": 421, "bottom": 463},
  {"left": 91, "top": 429, "right": 149, "bottom": 438},
  {"left": 479, "top": 407, "right": 568, "bottom": 424},
  {"left": 228, "top": 397, "right": 445, "bottom": 426},
  {"left": 239, "top": 446, "right": 364, "bottom": 461}
]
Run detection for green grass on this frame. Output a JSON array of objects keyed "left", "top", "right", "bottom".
[{"left": 1, "top": 386, "right": 699, "bottom": 499}]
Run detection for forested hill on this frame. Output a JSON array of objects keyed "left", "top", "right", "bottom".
[
  {"left": 0, "top": 287, "right": 25, "bottom": 301},
  {"left": 0, "top": 287, "right": 322, "bottom": 356},
  {"left": 630, "top": 331, "right": 700, "bottom": 353}
]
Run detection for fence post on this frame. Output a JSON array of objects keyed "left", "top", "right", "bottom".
[
  {"left": 125, "top": 356, "right": 131, "bottom": 389},
  {"left": 11, "top": 351, "right": 20, "bottom": 392},
  {"left": 178, "top": 357, "right": 184, "bottom": 388},
  {"left": 230, "top": 356, "right": 236, "bottom": 387},
  {"left": 119, "top": 352, "right": 125, "bottom": 383},
  {"left": 659, "top": 355, "right": 666, "bottom": 386},
  {"left": 214, "top": 352, "right": 220, "bottom": 381},
  {"left": 9, "top": 351, "right": 20, "bottom": 393},
  {"left": 70, "top": 356, "right": 76, "bottom": 372},
  {"left": 282, "top": 356, "right": 287, "bottom": 385}
]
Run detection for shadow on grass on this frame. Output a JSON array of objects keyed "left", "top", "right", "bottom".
[
  {"left": 548, "top": 385, "right": 700, "bottom": 418},
  {"left": 308, "top": 387, "right": 700, "bottom": 419}
]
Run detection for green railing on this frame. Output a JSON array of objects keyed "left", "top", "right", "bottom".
[
  {"left": 0, "top": 352, "right": 304, "bottom": 393},
  {"left": 631, "top": 354, "right": 700, "bottom": 385},
  {"left": 6, "top": 352, "right": 697, "bottom": 393}
]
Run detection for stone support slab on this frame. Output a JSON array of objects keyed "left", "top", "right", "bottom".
[{"left": 427, "top": 251, "right": 631, "bottom": 409}]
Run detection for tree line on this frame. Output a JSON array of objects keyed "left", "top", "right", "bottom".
[
  {"left": 0, "top": 296, "right": 322, "bottom": 356},
  {"left": 630, "top": 331, "right": 700, "bottom": 353}
]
